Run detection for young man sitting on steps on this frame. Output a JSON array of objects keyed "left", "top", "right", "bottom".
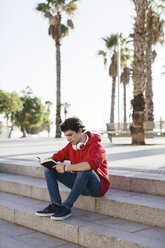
[{"left": 36, "top": 117, "right": 110, "bottom": 220}]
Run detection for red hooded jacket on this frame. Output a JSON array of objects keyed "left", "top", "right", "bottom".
[{"left": 52, "top": 131, "right": 110, "bottom": 196}]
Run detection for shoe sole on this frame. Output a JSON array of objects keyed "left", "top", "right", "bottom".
[
  {"left": 35, "top": 212, "right": 54, "bottom": 217},
  {"left": 51, "top": 213, "right": 71, "bottom": 221}
]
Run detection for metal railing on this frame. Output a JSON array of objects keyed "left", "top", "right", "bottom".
[{"left": 106, "top": 121, "right": 165, "bottom": 134}]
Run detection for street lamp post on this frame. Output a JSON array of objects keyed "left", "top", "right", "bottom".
[{"left": 117, "top": 32, "right": 121, "bottom": 131}]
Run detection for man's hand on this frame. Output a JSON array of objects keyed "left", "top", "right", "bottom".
[{"left": 52, "top": 163, "right": 65, "bottom": 173}]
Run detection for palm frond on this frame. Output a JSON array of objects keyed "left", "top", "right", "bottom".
[
  {"left": 102, "top": 34, "right": 118, "bottom": 49},
  {"left": 48, "top": 24, "right": 54, "bottom": 37},
  {"left": 53, "top": 0, "right": 65, "bottom": 4},
  {"left": 36, "top": 3, "right": 50, "bottom": 12},
  {"left": 63, "top": 2, "right": 77, "bottom": 15},
  {"left": 49, "top": 17, "right": 56, "bottom": 25},
  {"left": 103, "top": 58, "right": 107, "bottom": 65},
  {"left": 67, "top": 19, "right": 74, "bottom": 29},
  {"left": 97, "top": 50, "right": 106, "bottom": 56},
  {"left": 44, "top": 11, "right": 53, "bottom": 19},
  {"left": 120, "top": 67, "right": 130, "bottom": 85},
  {"left": 60, "top": 24, "right": 69, "bottom": 37}
]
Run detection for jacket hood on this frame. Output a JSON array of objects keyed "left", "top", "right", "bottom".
[{"left": 85, "top": 131, "right": 101, "bottom": 145}]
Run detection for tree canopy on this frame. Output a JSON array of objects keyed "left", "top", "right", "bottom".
[{"left": 0, "top": 88, "right": 52, "bottom": 138}]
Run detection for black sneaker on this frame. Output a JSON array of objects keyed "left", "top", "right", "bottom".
[
  {"left": 51, "top": 206, "right": 71, "bottom": 221},
  {"left": 36, "top": 203, "right": 60, "bottom": 217}
]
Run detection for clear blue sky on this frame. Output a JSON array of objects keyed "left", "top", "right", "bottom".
[{"left": 0, "top": 0, "right": 165, "bottom": 131}]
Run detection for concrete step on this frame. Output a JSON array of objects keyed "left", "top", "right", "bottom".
[
  {"left": 0, "top": 161, "right": 44, "bottom": 179},
  {"left": 0, "top": 192, "right": 165, "bottom": 248},
  {"left": 109, "top": 169, "right": 165, "bottom": 197},
  {"left": 0, "top": 173, "right": 165, "bottom": 228},
  {"left": 0, "top": 219, "right": 82, "bottom": 248},
  {"left": 1, "top": 161, "right": 165, "bottom": 196}
]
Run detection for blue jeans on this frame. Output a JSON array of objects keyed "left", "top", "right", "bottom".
[{"left": 44, "top": 167, "right": 101, "bottom": 210}]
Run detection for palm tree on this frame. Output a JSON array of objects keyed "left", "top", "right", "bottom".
[
  {"left": 120, "top": 37, "right": 131, "bottom": 130},
  {"left": 98, "top": 34, "right": 131, "bottom": 131},
  {"left": 36, "top": 0, "right": 78, "bottom": 138},
  {"left": 45, "top": 100, "right": 53, "bottom": 136},
  {"left": 45, "top": 100, "right": 53, "bottom": 113},
  {"left": 98, "top": 34, "right": 118, "bottom": 130},
  {"left": 109, "top": 53, "right": 118, "bottom": 127},
  {"left": 121, "top": 67, "right": 130, "bottom": 130},
  {"left": 62, "top": 102, "right": 70, "bottom": 120},
  {"left": 131, "top": 0, "right": 149, "bottom": 145},
  {"left": 144, "top": 5, "right": 164, "bottom": 130}
]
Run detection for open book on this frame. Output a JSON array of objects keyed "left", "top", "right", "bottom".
[{"left": 37, "top": 157, "right": 57, "bottom": 170}]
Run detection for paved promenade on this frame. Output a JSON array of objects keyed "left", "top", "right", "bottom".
[
  {"left": 0, "top": 135, "right": 165, "bottom": 174},
  {"left": 0, "top": 135, "right": 165, "bottom": 248}
]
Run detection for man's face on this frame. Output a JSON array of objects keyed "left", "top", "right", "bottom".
[{"left": 64, "top": 129, "right": 82, "bottom": 145}]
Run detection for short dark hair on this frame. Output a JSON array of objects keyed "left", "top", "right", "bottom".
[{"left": 60, "top": 117, "right": 86, "bottom": 133}]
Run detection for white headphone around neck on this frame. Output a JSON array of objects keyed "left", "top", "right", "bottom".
[{"left": 72, "top": 134, "right": 89, "bottom": 151}]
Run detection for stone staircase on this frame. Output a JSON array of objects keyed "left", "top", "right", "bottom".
[{"left": 0, "top": 161, "right": 165, "bottom": 248}]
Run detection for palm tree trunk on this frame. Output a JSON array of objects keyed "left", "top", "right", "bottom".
[
  {"left": 131, "top": 0, "right": 148, "bottom": 145},
  {"left": 145, "top": 40, "right": 154, "bottom": 130},
  {"left": 55, "top": 41, "right": 62, "bottom": 138},
  {"left": 110, "top": 76, "right": 116, "bottom": 130}
]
